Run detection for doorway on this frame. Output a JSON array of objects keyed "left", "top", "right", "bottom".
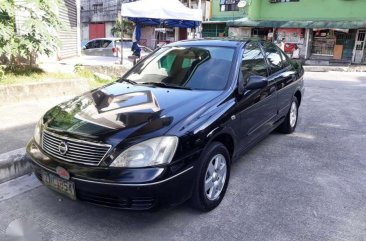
[
  {"left": 353, "top": 29, "right": 366, "bottom": 63},
  {"left": 179, "top": 28, "right": 188, "bottom": 40}
]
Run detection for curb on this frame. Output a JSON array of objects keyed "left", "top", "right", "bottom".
[
  {"left": 0, "top": 78, "right": 89, "bottom": 107},
  {"left": 0, "top": 148, "right": 31, "bottom": 184}
]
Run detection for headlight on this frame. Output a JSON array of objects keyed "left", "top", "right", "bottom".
[
  {"left": 33, "top": 119, "right": 43, "bottom": 145},
  {"left": 110, "top": 136, "right": 178, "bottom": 168}
]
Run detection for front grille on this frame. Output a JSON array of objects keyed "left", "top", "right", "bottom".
[{"left": 42, "top": 130, "right": 111, "bottom": 166}]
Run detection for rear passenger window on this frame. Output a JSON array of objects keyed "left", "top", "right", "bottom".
[
  {"left": 263, "top": 42, "right": 284, "bottom": 73},
  {"left": 101, "top": 40, "right": 112, "bottom": 48},
  {"left": 241, "top": 42, "right": 268, "bottom": 85},
  {"left": 93, "top": 40, "right": 103, "bottom": 48}
]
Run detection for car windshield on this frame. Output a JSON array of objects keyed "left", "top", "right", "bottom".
[{"left": 122, "top": 46, "right": 235, "bottom": 90}]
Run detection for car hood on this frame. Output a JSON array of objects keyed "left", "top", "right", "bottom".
[{"left": 43, "top": 82, "right": 221, "bottom": 143}]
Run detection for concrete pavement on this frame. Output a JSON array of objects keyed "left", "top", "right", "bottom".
[
  {"left": 0, "top": 97, "right": 72, "bottom": 153},
  {"left": 0, "top": 72, "right": 366, "bottom": 241}
]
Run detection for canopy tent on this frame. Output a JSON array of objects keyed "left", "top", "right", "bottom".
[
  {"left": 120, "top": 0, "right": 202, "bottom": 61},
  {"left": 121, "top": 0, "right": 202, "bottom": 29}
]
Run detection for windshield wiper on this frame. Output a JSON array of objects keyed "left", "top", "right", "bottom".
[
  {"left": 120, "top": 78, "right": 137, "bottom": 85},
  {"left": 141, "top": 82, "right": 192, "bottom": 90}
]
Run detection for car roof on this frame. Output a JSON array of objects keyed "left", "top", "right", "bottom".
[
  {"left": 167, "top": 39, "right": 250, "bottom": 48},
  {"left": 88, "top": 38, "right": 132, "bottom": 41}
]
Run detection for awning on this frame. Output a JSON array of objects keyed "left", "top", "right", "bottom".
[
  {"left": 203, "top": 17, "right": 240, "bottom": 24},
  {"left": 227, "top": 18, "right": 366, "bottom": 29}
]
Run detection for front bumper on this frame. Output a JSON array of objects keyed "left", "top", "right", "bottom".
[{"left": 27, "top": 140, "right": 198, "bottom": 210}]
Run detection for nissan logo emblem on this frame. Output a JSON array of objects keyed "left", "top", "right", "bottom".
[{"left": 58, "top": 141, "right": 68, "bottom": 155}]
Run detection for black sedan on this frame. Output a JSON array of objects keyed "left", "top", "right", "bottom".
[{"left": 27, "top": 39, "right": 304, "bottom": 211}]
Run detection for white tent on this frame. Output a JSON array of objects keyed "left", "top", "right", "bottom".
[{"left": 121, "top": 0, "right": 202, "bottom": 22}]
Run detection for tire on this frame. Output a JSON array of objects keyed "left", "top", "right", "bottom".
[
  {"left": 279, "top": 97, "right": 299, "bottom": 134},
  {"left": 190, "top": 142, "right": 231, "bottom": 212}
]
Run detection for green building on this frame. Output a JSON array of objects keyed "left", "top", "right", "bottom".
[
  {"left": 202, "top": 0, "right": 248, "bottom": 38},
  {"left": 205, "top": 0, "right": 366, "bottom": 64}
]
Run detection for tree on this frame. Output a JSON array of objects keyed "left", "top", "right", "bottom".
[
  {"left": 0, "top": 0, "right": 64, "bottom": 68},
  {"left": 111, "top": 19, "right": 134, "bottom": 38}
]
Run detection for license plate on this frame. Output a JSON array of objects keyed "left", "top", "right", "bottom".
[{"left": 41, "top": 172, "right": 76, "bottom": 200}]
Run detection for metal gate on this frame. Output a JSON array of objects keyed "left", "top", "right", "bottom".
[
  {"left": 89, "top": 23, "right": 106, "bottom": 40},
  {"left": 58, "top": 0, "right": 78, "bottom": 59},
  {"left": 353, "top": 29, "right": 366, "bottom": 63}
]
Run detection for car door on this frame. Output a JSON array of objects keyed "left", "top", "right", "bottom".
[
  {"left": 99, "top": 40, "right": 113, "bottom": 56},
  {"left": 236, "top": 41, "right": 278, "bottom": 150},
  {"left": 261, "top": 42, "right": 298, "bottom": 119},
  {"left": 92, "top": 40, "right": 105, "bottom": 56}
]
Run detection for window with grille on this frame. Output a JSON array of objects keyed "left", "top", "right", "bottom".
[
  {"left": 220, "top": 0, "right": 239, "bottom": 11},
  {"left": 92, "top": 3, "right": 103, "bottom": 14}
]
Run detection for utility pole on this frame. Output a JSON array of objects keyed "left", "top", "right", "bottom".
[
  {"left": 120, "top": 0, "right": 124, "bottom": 65},
  {"left": 198, "top": 0, "right": 202, "bottom": 38}
]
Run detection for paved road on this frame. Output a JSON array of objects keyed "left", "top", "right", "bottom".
[{"left": 1, "top": 72, "right": 366, "bottom": 241}]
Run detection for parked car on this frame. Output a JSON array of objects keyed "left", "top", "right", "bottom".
[
  {"left": 27, "top": 39, "right": 304, "bottom": 211},
  {"left": 81, "top": 37, "right": 152, "bottom": 58}
]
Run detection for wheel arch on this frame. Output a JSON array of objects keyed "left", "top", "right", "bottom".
[
  {"left": 207, "top": 132, "right": 235, "bottom": 160},
  {"left": 294, "top": 90, "right": 302, "bottom": 106}
]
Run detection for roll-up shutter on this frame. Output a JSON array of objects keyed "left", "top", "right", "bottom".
[{"left": 58, "top": 0, "right": 78, "bottom": 59}]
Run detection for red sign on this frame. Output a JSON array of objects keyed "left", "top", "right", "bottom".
[{"left": 56, "top": 166, "right": 70, "bottom": 180}]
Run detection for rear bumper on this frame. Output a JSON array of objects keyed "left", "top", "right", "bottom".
[{"left": 27, "top": 140, "right": 198, "bottom": 210}]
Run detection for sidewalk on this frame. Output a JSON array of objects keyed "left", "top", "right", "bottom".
[
  {"left": 39, "top": 55, "right": 133, "bottom": 74},
  {"left": 0, "top": 96, "right": 72, "bottom": 183},
  {"left": 304, "top": 65, "right": 366, "bottom": 72}
]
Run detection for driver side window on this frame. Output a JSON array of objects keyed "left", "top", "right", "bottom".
[
  {"left": 241, "top": 42, "right": 268, "bottom": 85},
  {"left": 85, "top": 41, "right": 95, "bottom": 49}
]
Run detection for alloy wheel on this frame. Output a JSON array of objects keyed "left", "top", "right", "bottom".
[
  {"left": 204, "top": 154, "right": 227, "bottom": 201},
  {"left": 289, "top": 101, "right": 298, "bottom": 128}
]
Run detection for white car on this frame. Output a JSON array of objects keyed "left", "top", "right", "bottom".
[{"left": 82, "top": 38, "right": 152, "bottom": 58}]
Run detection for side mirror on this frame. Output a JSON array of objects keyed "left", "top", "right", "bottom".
[{"left": 246, "top": 75, "right": 268, "bottom": 90}]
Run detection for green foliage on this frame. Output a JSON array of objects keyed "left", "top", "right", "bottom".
[
  {"left": 0, "top": 65, "right": 79, "bottom": 85},
  {"left": 111, "top": 19, "right": 134, "bottom": 38},
  {"left": 74, "top": 64, "right": 115, "bottom": 89},
  {"left": 0, "top": 65, "right": 4, "bottom": 81},
  {"left": 0, "top": 0, "right": 64, "bottom": 67}
]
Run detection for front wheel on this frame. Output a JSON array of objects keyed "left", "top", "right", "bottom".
[
  {"left": 190, "top": 142, "right": 230, "bottom": 212},
  {"left": 279, "top": 97, "right": 299, "bottom": 134}
]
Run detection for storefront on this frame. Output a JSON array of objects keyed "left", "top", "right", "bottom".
[
  {"left": 228, "top": 27, "right": 251, "bottom": 38},
  {"left": 155, "top": 27, "right": 176, "bottom": 44},
  {"left": 202, "top": 22, "right": 227, "bottom": 37},
  {"left": 252, "top": 27, "right": 274, "bottom": 41},
  {"left": 310, "top": 29, "right": 356, "bottom": 61},
  {"left": 274, "top": 28, "right": 305, "bottom": 58}
]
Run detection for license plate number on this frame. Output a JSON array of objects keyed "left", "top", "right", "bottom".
[{"left": 41, "top": 172, "right": 76, "bottom": 200}]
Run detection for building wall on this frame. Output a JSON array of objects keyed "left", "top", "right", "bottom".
[
  {"left": 210, "top": 0, "right": 247, "bottom": 20},
  {"left": 253, "top": 0, "right": 366, "bottom": 21},
  {"left": 81, "top": 23, "right": 89, "bottom": 41},
  {"left": 58, "top": 0, "right": 79, "bottom": 59},
  {"left": 105, "top": 22, "right": 114, "bottom": 38}
]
